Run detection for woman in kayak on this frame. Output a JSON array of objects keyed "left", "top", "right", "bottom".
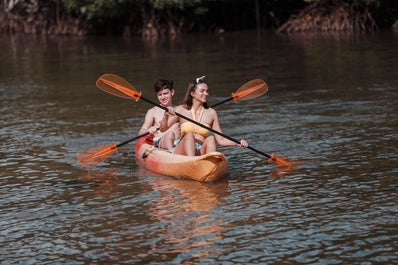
[{"left": 160, "top": 76, "right": 248, "bottom": 156}]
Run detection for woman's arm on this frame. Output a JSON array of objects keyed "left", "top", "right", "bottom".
[{"left": 212, "top": 110, "right": 248, "bottom": 147}]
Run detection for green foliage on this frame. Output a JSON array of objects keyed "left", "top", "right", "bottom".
[
  {"left": 0, "top": 0, "right": 392, "bottom": 36},
  {"left": 350, "top": 0, "right": 379, "bottom": 8},
  {"left": 149, "top": 0, "right": 202, "bottom": 9},
  {"left": 303, "top": 0, "right": 380, "bottom": 7},
  {"left": 61, "top": 0, "right": 134, "bottom": 20}
]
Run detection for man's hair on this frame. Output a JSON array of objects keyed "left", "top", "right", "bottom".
[{"left": 154, "top": 79, "right": 174, "bottom": 93}]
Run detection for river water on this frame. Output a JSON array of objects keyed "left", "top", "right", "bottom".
[{"left": 1, "top": 31, "right": 397, "bottom": 264}]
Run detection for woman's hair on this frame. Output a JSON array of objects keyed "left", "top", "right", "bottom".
[
  {"left": 154, "top": 79, "right": 174, "bottom": 93},
  {"left": 183, "top": 76, "right": 209, "bottom": 109}
]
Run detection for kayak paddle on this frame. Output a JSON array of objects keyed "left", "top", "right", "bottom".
[
  {"left": 77, "top": 132, "right": 150, "bottom": 167},
  {"left": 210, "top": 78, "right": 269, "bottom": 107},
  {"left": 95, "top": 74, "right": 293, "bottom": 167},
  {"left": 77, "top": 77, "right": 267, "bottom": 167}
]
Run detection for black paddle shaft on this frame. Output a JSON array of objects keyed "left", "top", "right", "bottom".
[
  {"left": 139, "top": 96, "right": 272, "bottom": 159},
  {"left": 116, "top": 132, "right": 150, "bottom": 148}
]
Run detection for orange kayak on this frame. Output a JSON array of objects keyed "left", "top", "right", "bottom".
[{"left": 135, "top": 138, "right": 228, "bottom": 182}]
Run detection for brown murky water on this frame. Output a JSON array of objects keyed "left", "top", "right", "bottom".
[{"left": 1, "top": 31, "right": 397, "bottom": 264}]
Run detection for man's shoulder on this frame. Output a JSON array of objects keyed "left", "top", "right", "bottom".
[
  {"left": 147, "top": 106, "right": 166, "bottom": 119},
  {"left": 175, "top": 105, "right": 185, "bottom": 111},
  {"left": 147, "top": 106, "right": 160, "bottom": 113}
]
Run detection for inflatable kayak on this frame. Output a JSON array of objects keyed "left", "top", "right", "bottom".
[{"left": 135, "top": 138, "right": 228, "bottom": 182}]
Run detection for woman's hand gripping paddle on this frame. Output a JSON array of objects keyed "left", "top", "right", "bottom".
[
  {"left": 77, "top": 75, "right": 268, "bottom": 167},
  {"left": 92, "top": 74, "right": 293, "bottom": 167}
]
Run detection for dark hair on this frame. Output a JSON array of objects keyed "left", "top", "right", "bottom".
[
  {"left": 154, "top": 79, "right": 174, "bottom": 93},
  {"left": 183, "top": 76, "right": 209, "bottom": 109}
]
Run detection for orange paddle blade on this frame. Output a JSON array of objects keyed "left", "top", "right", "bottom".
[
  {"left": 232, "top": 79, "right": 268, "bottom": 102},
  {"left": 96, "top": 74, "right": 142, "bottom": 101},
  {"left": 268, "top": 153, "right": 302, "bottom": 167},
  {"left": 77, "top": 143, "right": 118, "bottom": 167}
]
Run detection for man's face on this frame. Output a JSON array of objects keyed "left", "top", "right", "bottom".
[{"left": 157, "top": 88, "right": 174, "bottom": 107}]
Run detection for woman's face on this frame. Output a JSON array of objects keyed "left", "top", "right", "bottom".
[{"left": 191, "top": 83, "right": 209, "bottom": 103}]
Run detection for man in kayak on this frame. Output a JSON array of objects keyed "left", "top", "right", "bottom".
[
  {"left": 138, "top": 79, "right": 180, "bottom": 149},
  {"left": 160, "top": 76, "right": 248, "bottom": 156}
]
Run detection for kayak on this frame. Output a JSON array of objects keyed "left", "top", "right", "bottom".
[{"left": 135, "top": 137, "right": 228, "bottom": 182}]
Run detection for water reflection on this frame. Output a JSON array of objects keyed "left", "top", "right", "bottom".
[
  {"left": 270, "top": 164, "right": 303, "bottom": 180},
  {"left": 138, "top": 169, "right": 229, "bottom": 259},
  {"left": 69, "top": 169, "right": 121, "bottom": 196}
]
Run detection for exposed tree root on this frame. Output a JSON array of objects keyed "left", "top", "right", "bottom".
[
  {"left": 277, "top": 0, "right": 378, "bottom": 34},
  {"left": 0, "top": 1, "right": 86, "bottom": 36}
]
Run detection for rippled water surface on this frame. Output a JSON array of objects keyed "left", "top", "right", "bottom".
[{"left": 1, "top": 31, "right": 397, "bottom": 264}]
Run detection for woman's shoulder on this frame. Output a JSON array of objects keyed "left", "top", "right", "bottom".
[{"left": 206, "top": 107, "right": 217, "bottom": 115}]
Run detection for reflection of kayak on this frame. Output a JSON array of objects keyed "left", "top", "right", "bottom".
[{"left": 135, "top": 138, "right": 228, "bottom": 182}]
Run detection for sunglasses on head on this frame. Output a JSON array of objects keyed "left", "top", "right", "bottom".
[{"left": 194, "top": 75, "right": 206, "bottom": 84}]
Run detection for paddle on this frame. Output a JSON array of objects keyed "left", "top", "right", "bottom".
[
  {"left": 77, "top": 132, "right": 150, "bottom": 167},
  {"left": 77, "top": 77, "right": 268, "bottom": 167},
  {"left": 96, "top": 74, "right": 292, "bottom": 167},
  {"left": 211, "top": 78, "right": 269, "bottom": 107}
]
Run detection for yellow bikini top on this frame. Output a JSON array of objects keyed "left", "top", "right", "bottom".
[{"left": 180, "top": 107, "right": 210, "bottom": 138}]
